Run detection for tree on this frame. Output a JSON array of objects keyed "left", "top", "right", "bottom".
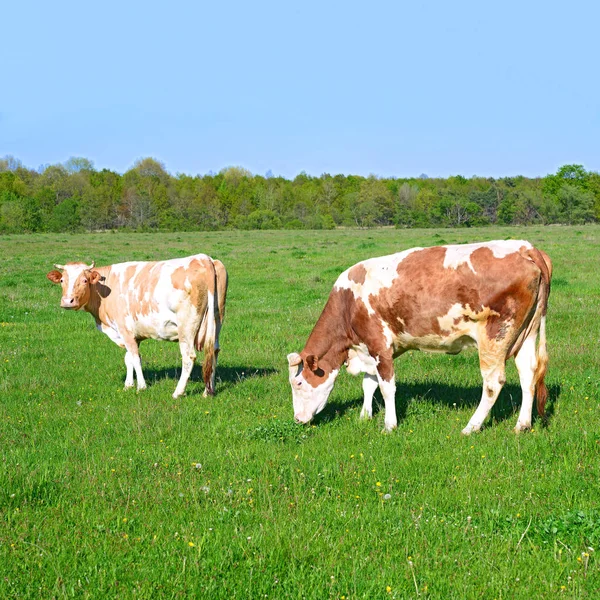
[
  {"left": 0, "top": 155, "right": 23, "bottom": 172},
  {"left": 543, "top": 164, "right": 589, "bottom": 198},
  {"left": 65, "top": 157, "right": 95, "bottom": 173},
  {"left": 557, "top": 184, "right": 595, "bottom": 224}
]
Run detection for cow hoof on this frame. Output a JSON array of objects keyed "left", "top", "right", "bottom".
[
  {"left": 514, "top": 423, "right": 531, "bottom": 433},
  {"left": 124, "top": 383, "right": 134, "bottom": 390},
  {"left": 137, "top": 384, "right": 147, "bottom": 392},
  {"left": 461, "top": 424, "right": 480, "bottom": 435},
  {"left": 383, "top": 423, "right": 397, "bottom": 433},
  {"left": 360, "top": 408, "right": 373, "bottom": 420}
]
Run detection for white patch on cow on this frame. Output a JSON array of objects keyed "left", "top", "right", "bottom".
[
  {"left": 437, "top": 302, "right": 466, "bottom": 332},
  {"left": 443, "top": 240, "right": 532, "bottom": 273},
  {"left": 99, "top": 322, "right": 125, "bottom": 348},
  {"left": 62, "top": 263, "right": 87, "bottom": 300},
  {"left": 334, "top": 248, "right": 422, "bottom": 315},
  {"left": 381, "top": 319, "right": 395, "bottom": 347},
  {"left": 346, "top": 343, "right": 379, "bottom": 376},
  {"left": 395, "top": 302, "right": 481, "bottom": 355},
  {"left": 124, "top": 314, "right": 135, "bottom": 331}
]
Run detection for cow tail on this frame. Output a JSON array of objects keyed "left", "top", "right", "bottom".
[
  {"left": 213, "top": 259, "right": 229, "bottom": 362},
  {"left": 199, "top": 264, "right": 218, "bottom": 396},
  {"left": 526, "top": 249, "right": 552, "bottom": 420}
]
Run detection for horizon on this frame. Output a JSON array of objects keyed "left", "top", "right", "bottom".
[{"left": 2, "top": 153, "right": 576, "bottom": 181}]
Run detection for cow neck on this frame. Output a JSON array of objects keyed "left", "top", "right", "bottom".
[
  {"left": 301, "top": 288, "right": 355, "bottom": 372},
  {"left": 84, "top": 266, "right": 112, "bottom": 323}
]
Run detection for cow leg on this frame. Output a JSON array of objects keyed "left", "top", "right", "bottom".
[
  {"left": 124, "top": 351, "right": 135, "bottom": 389},
  {"left": 360, "top": 373, "right": 378, "bottom": 419},
  {"left": 375, "top": 357, "right": 397, "bottom": 432},
  {"left": 173, "top": 338, "right": 196, "bottom": 399},
  {"left": 514, "top": 334, "right": 537, "bottom": 432},
  {"left": 462, "top": 359, "right": 506, "bottom": 435},
  {"left": 378, "top": 376, "right": 397, "bottom": 432},
  {"left": 124, "top": 340, "right": 146, "bottom": 391}
]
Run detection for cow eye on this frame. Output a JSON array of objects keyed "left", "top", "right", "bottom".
[
  {"left": 60, "top": 278, "right": 63, "bottom": 283},
  {"left": 83, "top": 279, "right": 88, "bottom": 284}
]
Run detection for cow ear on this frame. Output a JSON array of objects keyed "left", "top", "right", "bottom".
[
  {"left": 89, "top": 270, "right": 102, "bottom": 284},
  {"left": 305, "top": 355, "right": 319, "bottom": 372},
  {"left": 47, "top": 270, "right": 62, "bottom": 284}
]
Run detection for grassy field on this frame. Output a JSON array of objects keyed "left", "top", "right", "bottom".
[{"left": 1, "top": 225, "right": 600, "bottom": 599}]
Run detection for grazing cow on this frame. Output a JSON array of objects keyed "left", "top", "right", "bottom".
[
  {"left": 47, "top": 254, "right": 228, "bottom": 398},
  {"left": 287, "top": 240, "right": 551, "bottom": 434}
]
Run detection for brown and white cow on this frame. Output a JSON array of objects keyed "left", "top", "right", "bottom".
[
  {"left": 47, "top": 254, "right": 228, "bottom": 398},
  {"left": 288, "top": 240, "right": 551, "bottom": 434}
]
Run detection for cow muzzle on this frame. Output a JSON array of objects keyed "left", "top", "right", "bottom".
[
  {"left": 61, "top": 298, "right": 78, "bottom": 309},
  {"left": 294, "top": 413, "right": 312, "bottom": 425}
]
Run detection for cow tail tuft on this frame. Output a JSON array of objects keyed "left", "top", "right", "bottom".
[{"left": 534, "top": 312, "right": 549, "bottom": 420}]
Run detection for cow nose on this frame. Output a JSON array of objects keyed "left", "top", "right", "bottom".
[{"left": 61, "top": 298, "right": 75, "bottom": 307}]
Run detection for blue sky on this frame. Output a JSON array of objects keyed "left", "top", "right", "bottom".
[{"left": 2, "top": 0, "right": 598, "bottom": 178}]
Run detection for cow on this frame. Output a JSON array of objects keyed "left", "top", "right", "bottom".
[
  {"left": 287, "top": 240, "right": 552, "bottom": 435},
  {"left": 47, "top": 254, "right": 228, "bottom": 398}
]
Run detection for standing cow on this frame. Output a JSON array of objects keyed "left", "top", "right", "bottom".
[
  {"left": 47, "top": 254, "right": 228, "bottom": 398},
  {"left": 287, "top": 240, "right": 551, "bottom": 434}
]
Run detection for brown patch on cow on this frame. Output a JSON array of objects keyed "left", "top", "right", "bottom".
[
  {"left": 348, "top": 263, "right": 367, "bottom": 285},
  {"left": 466, "top": 247, "right": 538, "bottom": 343},
  {"left": 127, "top": 263, "right": 160, "bottom": 316},
  {"left": 300, "top": 288, "right": 357, "bottom": 387},
  {"left": 171, "top": 266, "right": 187, "bottom": 290},
  {"left": 367, "top": 245, "right": 540, "bottom": 350},
  {"left": 171, "top": 259, "right": 213, "bottom": 311},
  {"left": 124, "top": 265, "right": 137, "bottom": 284},
  {"left": 370, "top": 246, "right": 484, "bottom": 339}
]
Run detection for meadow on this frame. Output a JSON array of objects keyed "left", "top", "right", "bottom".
[{"left": 1, "top": 225, "right": 599, "bottom": 599}]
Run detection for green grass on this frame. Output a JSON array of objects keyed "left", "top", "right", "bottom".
[{"left": 1, "top": 225, "right": 600, "bottom": 599}]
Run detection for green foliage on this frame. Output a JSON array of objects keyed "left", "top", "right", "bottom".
[
  {"left": 248, "top": 420, "right": 315, "bottom": 443},
  {"left": 0, "top": 158, "right": 599, "bottom": 233},
  {"left": 557, "top": 184, "right": 596, "bottom": 224}
]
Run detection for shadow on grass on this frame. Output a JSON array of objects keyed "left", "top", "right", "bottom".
[
  {"left": 142, "top": 364, "right": 277, "bottom": 391},
  {"left": 314, "top": 381, "right": 562, "bottom": 429}
]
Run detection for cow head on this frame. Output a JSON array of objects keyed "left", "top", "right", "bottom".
[
  {"left": 47, "top": 262, "right": 102, "bottom": 310},
  {"left": 287, "top": 352, "right": 339, "bottom": 424}
]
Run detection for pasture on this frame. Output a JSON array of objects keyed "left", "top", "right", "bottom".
[{"left": 1, "top": 225, "right": 599, "bottom": 598}]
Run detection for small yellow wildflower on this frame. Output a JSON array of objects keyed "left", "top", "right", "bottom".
[
  {"left": 386, "top": 585, "right": 392, "bottom": 593},
  {"left": 188, "top": 542, "right": 195, "bottom": 547}
]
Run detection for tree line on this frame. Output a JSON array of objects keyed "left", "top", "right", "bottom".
[{"left": 0, "top": 156, "right": 598, "bottom": 233}]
